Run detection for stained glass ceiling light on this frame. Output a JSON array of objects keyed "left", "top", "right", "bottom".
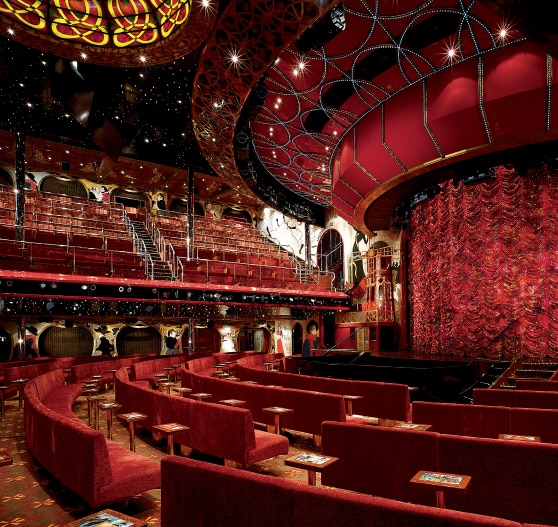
[{"left": 0, "top": 0, "right": 192, "bottom": 47}]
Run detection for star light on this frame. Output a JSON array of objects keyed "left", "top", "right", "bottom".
[
  {"left": 292, "top": 59, "right": 308, "bottom": 78},
  {"left": 442, "top": 40, "right": 459, "bottom": 64},
  {"left": 495, "top": 23, "right": 512, "bottom": 44}
]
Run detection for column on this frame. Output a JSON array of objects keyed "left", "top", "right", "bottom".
[
  {"left": 186, "top": 166, "right": 194, "bottom": 261},
  {"left": 15, "top": 131, "right": 26, "bottom": 242}
]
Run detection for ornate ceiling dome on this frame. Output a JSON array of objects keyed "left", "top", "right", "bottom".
[{"left": 0, "top": 0, "right": 217, "bottom": 65}]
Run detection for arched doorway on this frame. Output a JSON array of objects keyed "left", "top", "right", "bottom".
[
  {"left": 0, "top": 168, "right": 13, "bottom": 187},
  {"left": 317, "top": 229, "right": 344, "bottom": 291},
  {"left": 195, "top": 325, "right": 221, "bottom": 354},
  {"left": 116, "top": 326, "right": 160, "bottom": 356},
  {"left": 237, "top": 327, "right": 270, "bottom": 353},
  {"left": 39, "top": 326, "right": 93, "bottom": 357},
  {"left": 292, "top": 322, "right": 303, "bottom": 355}
]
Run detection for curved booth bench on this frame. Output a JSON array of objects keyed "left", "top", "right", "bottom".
[
  {"left": 320, "top": 421, "right": 558, "bottom": 526},
  {"left": 473, "top": 388, "right": 558, "bottom": 409},
  {"left": 161, "top": 456, "right": 527, "bottom": 527},
  {"left": 181, "top": 368, "right": 347, "bottom": 445},
  {"left": 114, "top": 367, "right": 289, "bottom": 467},
  {"left": 233, "top": 363, "right": 411, "bottom": 421},
  {"left": 412, "top": 400, "right": 558, "bottom": 444},
  {"left": 24, "top": 368, "right": 161, "bottom": 509}
]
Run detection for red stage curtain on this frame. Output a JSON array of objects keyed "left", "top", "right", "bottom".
[{"left": 408, "top": 166, "right": 558, "bottom": 358}]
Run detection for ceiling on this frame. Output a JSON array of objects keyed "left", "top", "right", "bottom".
[{"left": 1, "top": 0, "right": 558, "bottom": 229}]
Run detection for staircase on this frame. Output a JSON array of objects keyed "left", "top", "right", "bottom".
[
  {"left": 131, "top": 220, "right": 174, "bottom": 281},
  {"left": 458, "top": 360, "right": 512, "bottom": 402}
]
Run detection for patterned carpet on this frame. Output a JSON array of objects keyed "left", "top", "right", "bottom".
[{"left": 0, "top": 387, "right": 321, "bottom": 527}]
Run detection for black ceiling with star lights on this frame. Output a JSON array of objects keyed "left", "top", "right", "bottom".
[{"left": 0, "top": 35, "right": 214, "bottom": 174}]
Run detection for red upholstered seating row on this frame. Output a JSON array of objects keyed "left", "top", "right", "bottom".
[
  {"left": 320, "top": 421, "right": 558, "bottom": 526},
  {"left": 2, "top": 360, "right": 65, "bottom": 400},
  {"left": 24, "top": 369, "right": 161, "bottom": 508},
  {"left": 2, "top": 355, "right": 155, "bottom": 398},
  {"left": 233, "top": 363, "right": 411, "bottom": 421},
  {"left": 4, "top": 361, "right": 58, "bottom": 384},
  {"left": 160, "top": 456, "right": 524, "bottom": 527},
  {"left": 473, "top": 387, "right": 558, "bottom": 409},
  {"left": 69, "top": 356, "right": 141, "bottom": 388},
  {"left": 412, "top": 401, "right": 558, "bottom": 443},
  {"left": 514, "top": 379, "right": 558, "bottom": 391},
  {"left": 129, "top": 355, "right": 185, "bottom": 386},
  {"left": 234, "top": 353, "right": 283, "bottom": 370},
  {"left": 181, "top": 368, "right": 346, "bottom": 439},
  {"left": 184, "top": 351, "right": 259, "bottom": 376},
  {"left": 412, "top": 401, "right": 511, "bottom": 439},
  {"left": 115, "top": 368, "right": 289, "bottom": 467}
]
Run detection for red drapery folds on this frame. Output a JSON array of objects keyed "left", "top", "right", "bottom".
[{"left": 408, "top": 166, "right": 558, "bottom": 359}]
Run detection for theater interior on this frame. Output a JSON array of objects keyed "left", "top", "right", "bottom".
[{"left": 2, "top": 0, "right": 558, "bottom": 526}]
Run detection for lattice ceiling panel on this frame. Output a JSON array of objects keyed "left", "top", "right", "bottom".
[{"left": 250, "top": 0, "right": 521, "bottom": 206}]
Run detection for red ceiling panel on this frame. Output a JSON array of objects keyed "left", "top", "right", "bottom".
[
  {"left": 352, "top": 112, "right": 403, "bottom": 183},
  {"left": 333, "top": 176, "right": 363, "bottom": 203},
  {"left": 427, "top": 61, "right": 487, "bottom": 154},
  {"left": 331, "top": 194, "right": 354, "bottom": 222},
  {"left": 383, "top": 83, "right": 441, "bottom": 170},
  {"left": 338, "top": 163, "right": 376, "bottom": 199},
  {"left": 483, "top": 43, "right": 549, "bottom": 141}
]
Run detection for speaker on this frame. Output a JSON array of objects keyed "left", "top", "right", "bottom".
[
  {"left": 65, "top": 320, "right": 74, "bottom": 328},
  {"left": 62, "top": 160, "right": 70, "bottom": 171}
]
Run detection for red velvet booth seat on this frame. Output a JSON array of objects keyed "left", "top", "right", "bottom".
[
  {"left": 321, "top": 420, "right": 558, "bottom": 525},
  {"left": 181, "top": 368, "right": 347, "bottom": 439},
  {"left": 130, "top": 356, "right": 184, "bottom": 386},
  {"left": 24, "top": 369, "right": 161, "bottom": 508},
  {"left": 233, "top": 363, "right": 411, "bottom": 421},
  {"left": 509, "top": 407, "right": 558, "bottom": 444},
  {"left": 411, "top": 401, "right": 511, "bottom": 438},
  {"left": 115, "top": 368, "right": 289, "bottom": 467},
  {"left": 320, "top": 421, "right": 439, "bottom": 506},
  {"left": 437, "top": 434, "right": 558, "bottom": 525},
  {"left": 514, "top": 379, "right": 558, "bottom": 391},
  {"left": 161, "top": 456, "right": 524, "bottom": 527},
  {"left": 3, "top": 361, "right": 60, "bottom": 399},
  {"left": 473, "top": 388, "right": 558, "bottom": 409},
  {"left": 69, "top": 356, "right": 140, "bottom": 388}
]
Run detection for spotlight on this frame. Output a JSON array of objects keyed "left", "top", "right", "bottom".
[
  {"left": 126, "top": 286, "right": 132, "bottom": 293},
  {"left": 118, "top": 286, "right": 125, "bottom": 293},
  {"left": 295, "top": 4, "right": 346, "bottom": 55},
  {"left": 90, "top": 285, "right": 96, "bottom": 291},
  {"left": 50, "top": 282, "right": 57, "bottom": 289},
  {"left": 461, "top": 167, "right": 496, "bottom": 185}
]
